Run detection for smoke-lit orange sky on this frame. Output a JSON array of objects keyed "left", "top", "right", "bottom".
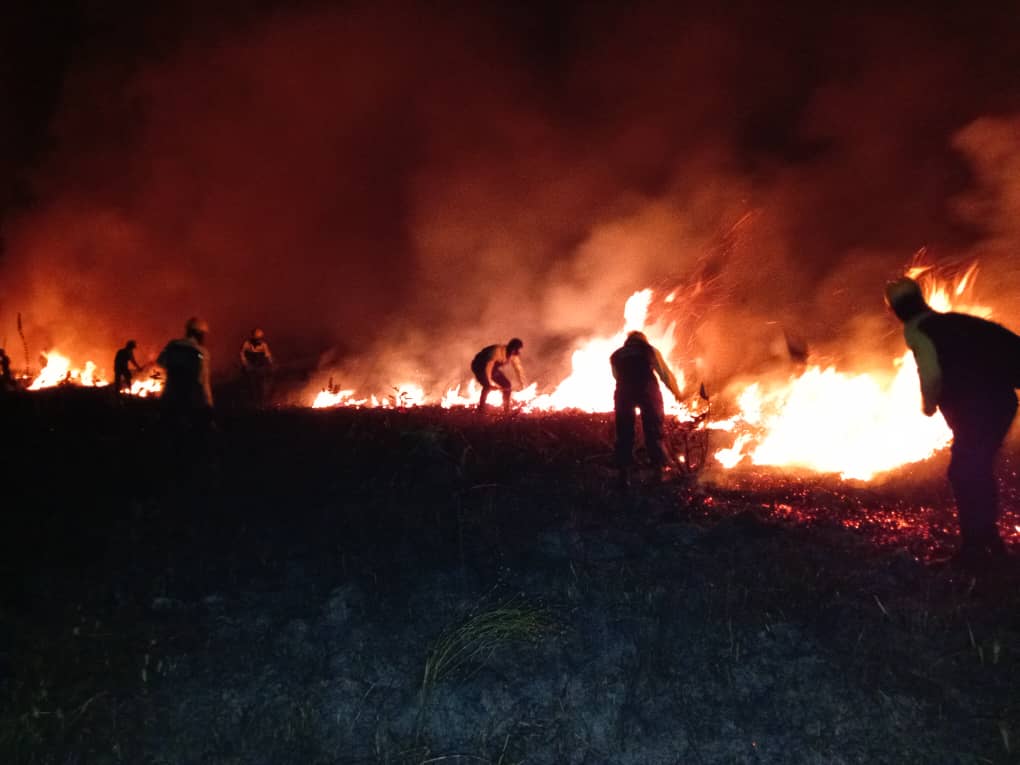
[{"left": 2, "top": 1, "right": 1020, "bottom": 393}]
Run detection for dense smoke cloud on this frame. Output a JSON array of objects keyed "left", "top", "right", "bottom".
[{"left": 1, "top": 1, "right": 1019, "bottom": 398}]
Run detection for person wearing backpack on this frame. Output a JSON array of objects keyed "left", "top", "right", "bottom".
[{"left": 886, "top": 276, "right": 1020, "bottom": 568}]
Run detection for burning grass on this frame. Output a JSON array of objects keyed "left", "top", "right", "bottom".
[{"left": 1, "top": 396, "right": 1019, "bottom": 763}]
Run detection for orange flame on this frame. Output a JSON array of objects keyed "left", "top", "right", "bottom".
[
  {"left": 28, "top": 351, "right": 109, "bottom": 390},
  {"left": 26, "top": 349, "right": 163, "bottom": 398},
  {"left": 312, "top": 289, "right": 698, "bottom": 419},
  {"left": 714, "top": 266, "right": 989, "bottom": 479},
  {"left": 311, "top": 262, "right": 988, "bottom": 482}
]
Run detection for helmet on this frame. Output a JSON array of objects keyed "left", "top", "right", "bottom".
[
  {"left": 185, "top": 317, "right": 210, "bottom": 339},
  {"left": 252, "top": 328, "right": 265, "bottom": 340},
  {"left": 884, "top": 277, "right": 928, "bottom": 321},
  {"left": 126, "top": 339, "right": 137, "bottom": 349},
  {"left": 625, "top": 330, "right": 649, "bottom": 344},
  {"left": 507, "top": 337, "right": 524, "bottom": 354}
]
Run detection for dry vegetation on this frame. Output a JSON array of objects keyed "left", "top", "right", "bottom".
[{"left": 1, "top": 390, "right": 1019, "bottom": 764}]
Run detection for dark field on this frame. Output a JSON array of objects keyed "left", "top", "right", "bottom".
[{"left": 2, "top": 390, "right": 1019, "bottom": 764}]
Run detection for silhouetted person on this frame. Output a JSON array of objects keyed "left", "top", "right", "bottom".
[
  {"left": 158, "top": 317, "right": 213, "bottom": 425},
  {"left": 239, "top": 328, "right": 274, "bottom": 407},
  {"left": 0, "top": 348, "right": 13, "bottom": 392},
  {"left": 611, "top": 331, "right": 684, "bottom": 487},
  {"left": 113, "top": 340, "right": 142, "bottom": 394},
  {"left": 471, "top": 338, "right": 526, "bottom": 414},
  {"left": 887, "top": 277, "right": 1020, "bottom": 568}
]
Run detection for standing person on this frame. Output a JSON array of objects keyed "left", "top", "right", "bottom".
[
  {"left": 886, "top": 277, "right": 1020, "bottom": 568},
  {"left": 113, "top": 340, "right": 142, "bottom": 394},
  {"left": 239, "top": 328, "right": 274, "bottom": 407},
  {"left": 610, "top": 331, "right": 684, "bottom": 487},
  {"left": 471, "top": 338, "right": 526, "bottom": 414},
  {"left": 0, "top": 348, "right": 13, "bottom": 391},
  {"left": 158, "top": 317, "right": 214, "bottom": 423}
]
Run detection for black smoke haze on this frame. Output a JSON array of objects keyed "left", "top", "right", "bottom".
[{"left": 2, "top": 1, "right": 1020, "bottom": 397}]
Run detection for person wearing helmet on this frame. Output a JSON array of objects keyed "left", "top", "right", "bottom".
[
  {"left": 471, "top": 338, "right": 526, "bottom": 414},
  {"left": 113, "top": 340, "right": 142, "bottom": 394},
  {"left": 886, "top": 276, "right": 1020, "bottom": 568},
  {"left": 157, "top": 317, "right": 213, "bottom": 413},
  {"left": 610, "top": 330, "right": 684, "bottom": 488},
  {"left": 239, "top": 328, "right": 274, "bottom": 407}
]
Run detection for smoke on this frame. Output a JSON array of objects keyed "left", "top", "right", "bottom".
[{"left": 2, "top": 1, "right": 1019, "bottom": 397}]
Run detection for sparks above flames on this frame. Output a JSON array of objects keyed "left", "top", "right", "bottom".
[{"left": 313, "top": 265, "right": 993, "bottom": 481}]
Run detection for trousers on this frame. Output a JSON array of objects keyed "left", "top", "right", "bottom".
[{"left": 614, "top": 382, "right": 667, "bottom": 468}]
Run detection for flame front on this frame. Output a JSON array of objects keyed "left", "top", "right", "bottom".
[
  {"left": 310, "top": 264, "right": 990, "bottom": 482},
  {"left": 312, "top": 288, "right": 694, "bottom": 418},
  {"left": 26, "top": 350, "right": 162, "bottom": 397},
  {"left": 714, "top": 266, "right": 989, "bottom": 479},
  {"left": 716, "top": 360, "right": 952, "bottom": 480},
  {"left": 28, "top": 351, "right": 109, "bottom": 390}
]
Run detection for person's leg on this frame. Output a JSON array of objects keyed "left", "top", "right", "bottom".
[
  {"left": 492, "top": 368, "right": 513, "bottom": 414},
  {"left": 614, "top": 390, "right": 637, "bottom": 472},
  {"left": 471, "top": 360, "right": 490, "bottom": 412},
  {"left": 640, "top": 385, "right": 668, "bottom": 469},
  {"left": 255, "top": 370, "right": 268, "bottom": 407},
  {"left": 477, "top": 385, "right": 491, "bottom": 411},
  {"left": 945, "top": 395, "right": 1017, "bottom": 559}
]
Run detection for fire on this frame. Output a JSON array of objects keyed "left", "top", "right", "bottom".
[
  {"left": 715, "top": 361, "right": 952, "bottom": 480},
  {"left": 127, "top": 376, "right": 164, "bottom": 398},
  {"left": 714, "top": 265, "right": 988, "bottom": 480},
  {"left": 28, "top": 351, "right": 109, "bottom": 390},
  {"left": 25, "top": 349, "right": 163, "bottom": 397},
  {"left": 312, "top": 289, "right": 698, "bottom": 419},
  {"left": 310, "top": 261, "right": 990, "bottom": 482},
  {"left": 312, "top": 379, "right": 424, "bottom": 409}
]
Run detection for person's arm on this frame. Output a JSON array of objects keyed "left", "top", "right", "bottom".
[
  {"left": 652, "top": 347, "right": 683, "bottom": 402},
  {"left": 200, "top": 353, "right": 214, "bottom": 407},
  {"left": 263, "top": 343, "right": 274, "bottom": 366},
  {"left": 130, "top": 353, "right": 142, "bottom": 371},
  {"left": 610, "top": 352, "right": 620, "bottom": 381},
  {"left": 511, "top": 356, "right": 526, "bottom": 388},
  {"left": 239, "top": 342, "right": 249, "bottom": 368},
  {"left": 484, "top": 358, "right": 498, "bottom": 387},
  {"left": 904, "top": 324, "right": 941, "bottom": 416}
]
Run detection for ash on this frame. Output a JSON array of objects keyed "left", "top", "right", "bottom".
[{"left": 1, "top": 390, "right": 1019, "bottom": 764}]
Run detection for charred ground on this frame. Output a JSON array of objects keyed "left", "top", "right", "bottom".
[{"left": 1, "top": 391, "right": 1019, "bottom": 764}]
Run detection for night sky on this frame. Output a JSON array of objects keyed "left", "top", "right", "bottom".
[{"left": 2, "top": 1, "right": 1019, "bottom": 391}]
